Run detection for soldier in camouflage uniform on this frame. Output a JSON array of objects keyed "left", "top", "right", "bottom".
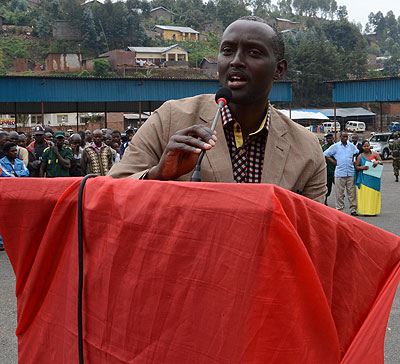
[{"left": 389, "top": 133, "right": 400, "bottom": 182}]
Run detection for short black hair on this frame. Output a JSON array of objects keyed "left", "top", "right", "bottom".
[
  {"left": 237, "top": 16, "right": 285, "bottom": 61},
  {"left": 3, "top": 141, "right": 17, "bottom": 152},
  {"left": 112, "top": 130, "right": 121, "bottom": 135},
  {"left": 0, "top": 132, "right": 9, "bottom": 140}
]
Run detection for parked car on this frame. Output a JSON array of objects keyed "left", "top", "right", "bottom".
[
  {"left": 322, "top": 121, "right": 341, "bottom": 133},
  {"left": 368, "top": 132, "right": 394, "bottom": 160},
  {"left": 388, "top": 121, "right": 400, "bottom": 132},
  {"left": 346, "top": 121, "right": 366, "bottom": 132}
]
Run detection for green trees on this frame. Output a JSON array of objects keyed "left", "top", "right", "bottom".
[{"left": 92, "top": 59, "right": 112, "bottom": 77}]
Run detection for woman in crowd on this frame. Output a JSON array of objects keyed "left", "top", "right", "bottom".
[{"left": 355, "top": 140, "right": 383, "bottom": 216}]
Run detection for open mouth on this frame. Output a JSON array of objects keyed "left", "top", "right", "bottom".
[{"left": 228, "top": 74, "right": 247, "bottom": 88}]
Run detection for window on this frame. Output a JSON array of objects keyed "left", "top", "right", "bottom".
[
  {"left": 177, "top": 54, "right": 185, "bottom": 61},
  {"left": 57, "top": 115, "right": 68, "bottom": 124}
]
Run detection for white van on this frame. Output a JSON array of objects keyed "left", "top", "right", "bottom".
[
  {"left": 346, "top": 121, "right": 366, "bottom": 132},
  {"left": 322, "top": 122, "right": 341, "bottom": 133}
]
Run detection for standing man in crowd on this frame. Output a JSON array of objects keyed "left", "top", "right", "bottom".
[
  {"left": 18, "top": 133, "right": 27, "bottom": 148},
  {"left": 120, "top": 126, "right": 135, "bottom": 157},
  {"left": 70, "top": 133, "right": 84, "bottom": 176},
  {"left": 351, "top": 134, "right": 363, "bottom": 154},
  {"left": 40, "top": 131, "right": 73, "bottom": 177},
  {"left": 324, "top": 132, "right": 359, "bottom": 215},
  {"left": 81, "top": 129, "right": 113, "bottom": 176},
  {"left": 389, "top": 132, "right": 400, "bottom": 182},
  {"left": 84, "top": 130, "right": 93, "bottom": 146},
  {"left": 9, "top": 131, "right": 28, "bottom": 167},
  {"left": 322, "top": 133, "right": 336, "bottom": 205},
  {"left": 27, "top": 125, "right": 50, "bottom": 177},
  {"left": 108, "top": 16, "right": 327, "bottom": 202}
]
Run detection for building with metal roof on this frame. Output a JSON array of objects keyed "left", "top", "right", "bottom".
[
  {"left": 0, "top": 76, "right": 292, "bottom": 129},
  {"left": 127, "top": 44, "right": 190, "bottom": 66},
  {"left": 328, "top": 77, "right": 400, "bottom": 131},
  {"left": 153, "top": 25, "right": 199, "bottom": 41}
]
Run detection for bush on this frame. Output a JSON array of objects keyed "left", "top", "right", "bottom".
[{"left": 92, "top": 59, "right": 112, "bottom": 77}]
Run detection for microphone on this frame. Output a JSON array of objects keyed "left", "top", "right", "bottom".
[{"left": 190, "top": 88, "right": 232, "bottom": 182}]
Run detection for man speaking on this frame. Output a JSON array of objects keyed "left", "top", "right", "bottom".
[{"left": 108, "top": 16, "right": 327, "bottom": 203}]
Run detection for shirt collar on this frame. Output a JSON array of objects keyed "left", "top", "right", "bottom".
[{"left": 221, "top": 100, "right": 271, "bottom": 133}]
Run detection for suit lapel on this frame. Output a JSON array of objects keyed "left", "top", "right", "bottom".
[
  {"left": 262, "top": 108, "right": 291, "bottom": 184},
  {"left": 199, "top": 97, "right": 234, "bottom": 182}
]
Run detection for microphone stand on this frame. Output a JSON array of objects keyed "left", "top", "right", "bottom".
[{"left": 190, "top": 100, "right": 225, "bottom": 182}]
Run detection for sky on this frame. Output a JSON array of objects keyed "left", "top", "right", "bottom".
[{"left": 336, "top": 0, "right": 400, "bottom": 26}]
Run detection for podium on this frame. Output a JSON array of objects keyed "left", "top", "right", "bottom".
[{"left": 0, "top": 177, "right": 399, "bottom": 364}]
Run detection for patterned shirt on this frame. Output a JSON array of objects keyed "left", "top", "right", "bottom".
[{"left": 221, "top": 102, "right": 271, "bottom": 183}]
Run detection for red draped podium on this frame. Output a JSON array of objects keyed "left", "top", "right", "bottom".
[{"left": 0, "top": 177, "right": 399, "bottom": 364}]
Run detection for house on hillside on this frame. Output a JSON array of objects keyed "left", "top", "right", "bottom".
[
  {"left": 366, "top": 32, "right": 378, "bottom": 47},
  {"left": 98, "top": 50, "right": 136, "bottom": 70},
  {"left": 270, "top": 17, "right": 300, "bottom": 31},
  {"left": 127, "top": 44, "right": 190, "bottom": 67},
  {"left": 153, "top": 25, "right": 199, "bottom": 41},
  {"left": 45, "top": 53, "right": 83, "bottom": 72},
  {"left": 199, "top": 56, "right": 218, "bottom": 77},
  {"left": 150, "top": 6, "right": 173, "bottom": 22}
]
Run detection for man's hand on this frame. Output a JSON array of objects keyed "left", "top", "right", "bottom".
[
  {"left": 31, "top": 160, "right": 41, "bottom": 169},
  {"left": 148, "top": 125, "right": 217, "bottom": 180}
]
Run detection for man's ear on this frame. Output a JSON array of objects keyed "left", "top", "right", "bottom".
[{"left": 273, "top": 59, "right": 287, "bottom": 80}]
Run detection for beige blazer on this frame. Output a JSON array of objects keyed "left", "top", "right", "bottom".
[{"left": 108, "top": 94, "right": 327, "bottom": 203}]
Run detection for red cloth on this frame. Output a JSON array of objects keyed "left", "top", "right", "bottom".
[{"left": 0, "top": 177, "right": 399, "bottom": 364}]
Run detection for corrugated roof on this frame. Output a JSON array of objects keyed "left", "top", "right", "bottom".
[
  {"left": 317, "top": 108, "right": 376, "bottom": 117},
  {"left": 201, "top": 56, "right": 218, "bottom": 64},
  {"left": 154, "top": 25, "right": 199, "bottom": 34},
  {"left": 279, "top": 110, "right": 329, "bottom": 120},
  {"left": 150, "top": 6, "right": 172, "bottom": 13},
  {"left": 127, "top": 44, "right": 190, "bottom": 54}
]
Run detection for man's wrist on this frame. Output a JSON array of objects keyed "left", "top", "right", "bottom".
[{"left": 146, "top": 166, "right": 160, "bottom": 180}]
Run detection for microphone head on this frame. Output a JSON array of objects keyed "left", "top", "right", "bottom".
[{"left": 215, "top": 87, "right": 232, "bottom": 106}]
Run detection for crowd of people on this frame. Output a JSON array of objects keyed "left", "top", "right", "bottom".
[
  {"left": 0, "top": 125, "right": 136, "bottom": 251},
  {"left": 322, "top": 131, "right": 399, "bottom": 217},
  {"left": 0, "top": 125, "right": 136, "bottom": 179}
]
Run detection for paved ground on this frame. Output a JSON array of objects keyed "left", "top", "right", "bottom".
[{"left": 0, "top": 163, "right": 399, "bottom": 363}]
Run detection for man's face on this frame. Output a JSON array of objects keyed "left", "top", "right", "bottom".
[
  {"left": 18, "top": 135, "right": 27, "bottom": 147},
  {"left": 0, "top": 135, "right": 10, "bottom": 148},
  {"left": 6, "top": 146, "right": 18, "bottom": 160},
  {"left": 70, "top": 136, "right": 81, "bottom": 150},
  {"left": 126, "top": 131, "right": 134, "bottom": 141},
  {"left": 45, "top": 132, "right": 54, "bottom": 142},
  {"left": 351, "top": 135, "right": 358, "bottom": 144},
  {"left": 218, "top": 20, "right": 286, "bottom": 107},
  {"left": 93, "top": 131, "right": 103, "bottom": 146},
  {"left": 326, "top": 136, "right": 334, "bottom": 145},
  {"left": 9, "top": 133, "right": 19, "bottom": 144},
  {"left": 112, "top": 133, "right": 121, "bottom": 143},
  {"left": 34, "top": 132, "right": 45, "bottom": 144},
  {"left": 104, "top": 134, "right": 112, "bottom": 146},
  {"left": 55, "top": 136, "right": 64, "bottom": 148},
  {"left": 340, "top": 133, "right": 349, "bottom": 144}
]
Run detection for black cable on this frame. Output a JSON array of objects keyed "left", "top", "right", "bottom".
[{"left": 77, "top": 174, "right": 98, "bottom": 364}]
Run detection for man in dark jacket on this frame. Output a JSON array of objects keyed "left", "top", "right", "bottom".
[{"left": 27, "top": 125, "right": 49, "bottom": 177}]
